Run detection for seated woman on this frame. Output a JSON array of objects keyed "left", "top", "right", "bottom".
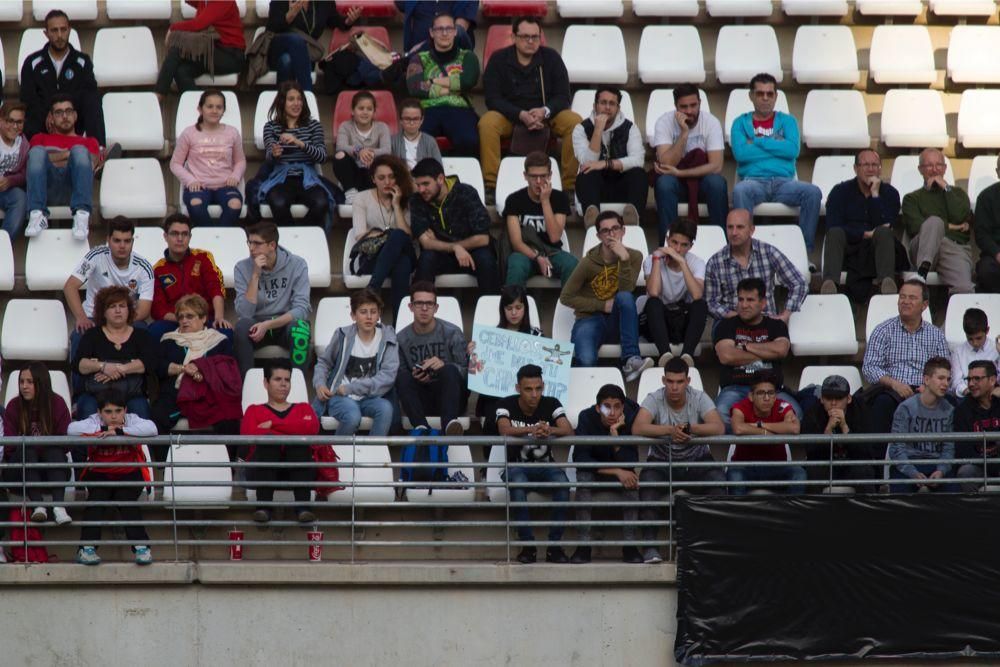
[
  {"left": 333, "top": 91, "right": 391, "bottom": 203},
  {"left": 73, "top": 285, "right": 156, "bottom": 420},
  {"left": 2, "top": 362, "right": 73, "bottom": 525},
  {"left": 154, "top": 0, "right": 246, "bottom": 99},
  {"left": 264, "top": 1, "right": 360, "bottom": 92},
  {"left": 170, "top": 90, "right": 246, "bottom": 228}
]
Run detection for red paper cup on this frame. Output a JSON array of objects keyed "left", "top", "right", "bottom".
[
  {"left": 229, "top": 530, "right": 244, "bottom": 561},
  {"left": 308, "top": 531, "right": 323, "bottom": 562}
]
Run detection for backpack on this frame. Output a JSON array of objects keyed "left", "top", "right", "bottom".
[
  {"left": 400, "top": 430, "right": 449, "bottom": 491},
  {"left": 312, "top": 444, "right": 345, "bottom": 498},
  {"left": 8, "top": 508, "right": 51, "bottom": 563}
]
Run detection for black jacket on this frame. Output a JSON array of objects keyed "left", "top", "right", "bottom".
[
  {"left": 409, "top": 176, "right": 491, "bottom": 243},
  {"left": 20, "top": 43, "right": 98, "bottom": 139},
  {"left": 483, "top": 45, "right": 572, "bottom": 122}
]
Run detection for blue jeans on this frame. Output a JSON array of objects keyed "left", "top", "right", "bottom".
[
  {"left": 76, "top": 394, "right": 151, "bottom": 421},
  {"left": 321, "top": 395, "right": 394, "bottom": 436},
  {"left": 727, "top": 463, "right": 807, "bottom": 495},
  {"left": 505, "top": 465, "right": 569, "bottom": 542},
  {"left": 368, "top": 228, "right": 416, "bottom": 322},
  {"left": 267, "top": 32, "right": 314, "bottom": 91},
  {"left": 716, "top": 385, "right": 803, "bottom": 431},
  {"left": 0, "top": 187, "right": 27, "bottom": 239},
  {"left": 420, "top": 106, "right": 480, "bottom": 156},
  {"left": 731, "top": 177, "right": 822, "bottom": 251},
  {"left": 570, "top": 291, "right": 641, "bottom": 366},
  {"left": 654, "top": 173, "right": 729, "bottom": 244},
  {"left": 889, "top": 463, "right": 959, "bottom": 494},
  {"left": 183, "top": 186, "right": 243, "bottom": 228},
  {"left": 27, "top": 144, "right": 93, "bottom": 215}
]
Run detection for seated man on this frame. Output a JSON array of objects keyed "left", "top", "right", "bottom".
[
  {"left": 800, "top": 374, "right": 877, "bottom": 493},
  {"left": 821, "top": 148, "right": 904, "bottom": 300},
  {"left": 730, "top": 73, "right": 822, "bottom": 254},
  {"left": 974, "top": 156, "right": 1000, "bottom": 292},
  {"left": 633, "top": 357, "right": 725, "bottom": 564},
  {"left": 728, "top": 370, "right": 806, "bottom": 495},
  {"left": 495, "top": 364, "right": 574, "bottom": 564},
  {"left": 559, "top": 210, "right": 652, "bottom": 380},
  {"left": 571, "top": 86, "right": 646, "bottom": 227},
  {"left": 24, "top": 94, "right": 99, "bottom": 239},
  {"left": 901, "top": 147, "right": 974, "bottom": 294},
  {"left": 233, "top": 222, "right": 312, "bottom": 378},
  {"left": 395, "top": 281, "right": 469, "bottom": 437},
  {"left": 503, "top": 151, "right": 578, "bottom": 287},
  {"left": 714, "top": 277, "right": 800, "bottom": 430},
  {"left": 0, "top": 102, "right": 28, "bottom": 240},
  {"left": 572, "top": 383, "right": 642, "bottom": 565},
  {"left": 399, "top": 0, "right": 476, "bottom": 54},
  {"left": 950, "top": 308, "right": 1000, "bottom": 398},
  {"left": 410, "top": 157, "right": 500, "bottom": 293},
  {"left": 955, "top": 360, "right": 1000, "bottom": 493},
  {"left": 888, "top": 357, "right": 957, "bottom": 494},
  {"left": 652, "top": 83, "right": 728, "bottom": 243}
]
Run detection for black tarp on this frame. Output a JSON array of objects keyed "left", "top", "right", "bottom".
[{"left": 674, "top": 495, "right": 1000, "bottom": 665}]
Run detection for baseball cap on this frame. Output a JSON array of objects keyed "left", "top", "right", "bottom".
[{"left": 820, "top": 375, "right": 850, "bottom": 398}]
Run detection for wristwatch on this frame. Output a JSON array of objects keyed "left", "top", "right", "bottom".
[{"left": 756, "top": 420, "right": 764, "bottom": 430}]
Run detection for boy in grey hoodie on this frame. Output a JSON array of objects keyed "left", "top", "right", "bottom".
[
  {"left": 889, "top": 356, "right": 957, "bottom": 493},
  {"left": 234, "top": 222, "right": 312, "bottom": 378}
]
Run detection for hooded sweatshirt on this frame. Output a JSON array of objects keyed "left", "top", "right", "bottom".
[
  {"left": 571, "top": 111, "right": 645, "bottom": 172},
  {"left": 234, "top": 246, "right": 312, "bottom": 322},
  {"left": 559, "top": 245, "right": 643, "bottom": 318},
  {"left": 730, "top": 111, "right": 801, "bottom": 179},
  {"left": 396, "top": 318, "right": 468, "bottom": 379},
  {"left": 312, "top": 323, "right": 400, "bottom": 402},
  {"left": 889, "top": 394, "right": 955, "bottom": 478},
  {"left": 409, "top": 175, "right": 491, "bottom": 242}
]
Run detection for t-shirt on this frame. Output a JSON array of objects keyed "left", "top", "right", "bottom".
[
  {"left": 0, "top": 135, "right": 22, "bottom": 177},
  {"left": 72, "top": 246, "right": 155, "bottom": 318},
  {"left": 342, "top": 329, "right": 382, "bottom": 400},
  {"left": 495, "top": 395, "right": 567, "bottom": 462},
  {"left": 640, "top": 386, "right": 717, "bottom": 462},
  {"left": 731, "top": 397, "right": 794, "bottom": 461},
  {"left": 714, "top": 315, "right": 789, "bottom": 388},
  {"left": 752, "top": 115, "right": 776, "bottom": 138},
  {"left": 403, "top": 136, "right": 419, "bottom": 169},
  {"left": 638, "top": 252, "right": 705, "bottom": 306},
  {"left": 51, "top": 50, "right": 67, "bottom": 77},
  {"left": 652, "top": 110, "right": 724, "bottom": 154},
  {"left": 503, "top": 187, "right": 571, "bottom": 251}
]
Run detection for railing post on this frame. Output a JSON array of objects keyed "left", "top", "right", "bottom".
[
  {"left": 983, "top": 430, "right": 989, "bottom": 492},
  {"left": 169, "top": 432, "right": 180, "bottom": 563},
  {"left": 503, "top": 435, "right": 510, "bottom": 564},
  {"left": 20, "top": 435, "right": 27, "bottom": 560},
  {"left": 668, "top": 439, "right": 675, "bottom": 562},
  {"left": 350, "top": 433, "right": 357, "bottom": 564},
  {"left": 828, "top": 435, "right": 835, "bottom": 492}
]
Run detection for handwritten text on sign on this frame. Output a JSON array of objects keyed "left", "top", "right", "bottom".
[{"left": 468, "top": 325, "right": 574, "bottom": 402}]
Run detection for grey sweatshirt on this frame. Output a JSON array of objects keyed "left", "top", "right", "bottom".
[
  {"left": 396, "top": 318, "right": 468, "bottom": 379},
  {"left": 312, "top": 323, "right": 400, "bottom": 399},
  {"left": 390, "top": 130, "right": 442, "bottom": 168},
  {"left": 889, "top": 394, "right": 955, "bottom": 478},
  {"left": 234, "top": 246, "right": 312, "bottom": 322}
]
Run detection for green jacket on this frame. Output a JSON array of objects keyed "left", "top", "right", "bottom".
[
  {"left": 974, "top": 181, "right": 1000, "bottom": 257},
  {"left": 405, "top": 47, "right": 479, "bottom": 110},
  {"left": 901, "top": 185, "right": 972, "bottom": 245},
  {"left": 559, "top": 245, "right": 642, "bottom": 318}
]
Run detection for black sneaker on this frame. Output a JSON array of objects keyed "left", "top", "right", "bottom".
[
  {"left": 569, "top": 546, "right": 591, "bottom": 564},
  {"left": 545, "top": 546, "right": 569, "bottom": 563},
  {"left": 622, "top": 546, "right": 643, "bottom": 564},
  {"left": 917, "top": 261, "right": 931, "bottom": 280},
  {"left": 516, "top": 546, "right": 537, "bottom": 564},
  {"left": 253, "top": 509, "right": 271, "bottom": 524},
  {"left": 296, "top": 509, "right": 316, "bottom": 524}
]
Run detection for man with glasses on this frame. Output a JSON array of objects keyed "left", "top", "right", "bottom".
[
  {"left": 955, "top": 360, "right": 1000, "bottom": 492},
  {"left": 821, "top": 148, "right": 905, "bottom": 299},
  {"left": 233, "top": 222, "right": 312, "bottom": 378},
  {"left": 0, "top": 102, "right": 28, "bottom": 239},
  {"left": 560, "top": 210, "right": 652, "bottom": 381},
  {"left": 390, "top": 98, "right": 442, "bottom": 170},
  {"left": 479, "top": 15, "right": 580, "bottom": 193},
  {"left": 973, "top": 156, "right": 1000, "bottom": 292},
  {"left": 901, "top": 147, "right": 974, "bottom": 294},
  {"left": 398, "top": 1, "right": 477, "bottom": 54}
]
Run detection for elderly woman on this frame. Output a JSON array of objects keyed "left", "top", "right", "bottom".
[{"left": 73, "top": 285, "right": 156, "bottom": 420}]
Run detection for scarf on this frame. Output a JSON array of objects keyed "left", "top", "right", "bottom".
[{"left": 161, "top": 327, "right": 227, "bottom": 388}]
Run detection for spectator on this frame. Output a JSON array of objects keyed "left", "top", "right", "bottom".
[
  {"left": 234, "top": 222, "right": 312, "bottom": 378},
  {"left": 313, "top": 288, "right": 399, "bottom": 437},
  {"left": 714, "top": 277, "right": 800, "bottom": 430},
  {"left": 955, "top": 360, "right": 1000, "bottom": 493},
  {"left": 800, "top": 374, "right": 877, "bottom": 493},
  {"left": 862, "top": 279, "right": 950, "bottom": 436},
  {"left": 495, "top": 364, "right": 574, "bottom": 564},
  {"left": 24, "top": 95, "right": 99, "bottom": 239},
  {"left": 633, "top": 358, "right": 725, "bottom": 563},
  {"left": 728, "top": 370, "right": 806, "bottom": 495},
  {"left": 950, "top": 308, "right": 1000, "bottom": 398},
  {"left": 333, "top": 90, "right": 391, "bottom": 204},
  {"left": 262, "top": 1, "right": 359, "bottom": 92},
  {"left": 638, "top": 218, "right": 707, "bottom": 369},
  {"left": 20, "top": 9, "right": 105, "bottom": 145},
  {"left": 901, "top": 147, "right": 974, "bottom": 294},
  {"left": 652, "top": 84, "right": 727, "bottom": 244},
  {"left": 405, "top": 13, "right": 480, "bottom": 156},
  {"left": 169, "top": 90, "right": 246, "bottom": 229},
  {"left": 241, "top": 359, "right": 320, "bottom": 524},
  {"left": 154, "top": 0, "right": 245, "bottom": 99},
  {"left": 479, "top": 15, "right": 579, "bottom": 192},
  {"left": 974, "top": 156, "right": 1000, "bottom": 293},
  {"left": 0, "top": 102, "right": 27, "bottom": 239},
  {"left": 731, "top": 73, "right": 822, "bottom": 254},
  {"left": 398, "top": 0, "right": 477, "bottom": 54},
  {"left": 503, "top": 151, "right": 578, "bottom": 287},
  {"left": 888, "top": 357, "right": 957, "bottom": 494},
  {"left": 391, "top": 98, "right": 442, "bottom": 169},
  {"left": 350, "top": 154, "right": 416, "bottom": 321},
  {"left": 560, "top": 211, "right": 652, "bottom": 380},
  {"left": 2, "top": 363, "right": 72, "bottom": 525},
  {"left": 395, "top": 282, "right": 468, "bottom": 437},
  {"left": 704, "top": 209, "right": 807, "bottom": 323},
  {"left": 70, "top": 390, "right": 156, "bottom": 566},
  {"left": 820, "top": 149, "right": 904, "bottom": 300},
  {"left": 410, "top": 158, "right": 500, "bottom": 293},
  {"left": 149, "top": 214, "right": 229, "bottom": 342},
  {"left": 571, "top": 86, "right": 646, "bottom": 228}
]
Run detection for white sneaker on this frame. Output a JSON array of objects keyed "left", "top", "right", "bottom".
[
  {"left": 72, "top": 210, "right": 90, "bottom": 240},
  {"left": 0, "top": 548, "right": 7, "bottom": 563},
  {"left": 30, "top": 506, "right": 47, "bottom": 522},
  {"left": 52, "top": 507, "right": 72, "bottom": 525},
  {"left": 643, "top": 547, "right": 663, "bottom": 564},
  {"left": 623, "top": 356, "right": 654, "bottom": 383},
  {"left": 25, "top": 210, "right": 47, "bottom": 237},
  {"left": 344, "top": 188, "right": 359, "bottom": 205}
]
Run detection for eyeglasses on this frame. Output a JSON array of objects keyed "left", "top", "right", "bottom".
[
  {"left": 432, "top": 25, "right": 456, "bottom": 33},
  {"left": 753, "top": 390, "right": 777, "bottom": 398},
  {"left": 51, "top": 108, "right": 76, "bottom": 117},
  {"left": 177, "top": 312, "right": 200, "bottom": 321},
  {"left": 246, "top": 239, "right": 269, "bottom": 248},
  {"left": 411, "top": 300, "right": 437, "bottom": 309},
  {"left": 166, "top": 230, "right": 191, "bottom": 238},
  {"left": 400, "top": 115, "right": 423, "bottom": 123},
  {"left": 515, "top": 33, "right": 541, "bottom": 42},
  {"left": 597, "top": 226, "right": 623, "bottom": 236},
  {"left": 3, "top": 118, "right": 24, "bottom": 126},
  {"left": 525, "top": 173, "right": 550, "bottom": 181},
  {"left": 967, "top": 375, "right": 993, "bottom": 383}
]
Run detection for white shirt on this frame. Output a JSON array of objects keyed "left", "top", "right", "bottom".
[
  {"left": 652, "top": 110, "right": 724, "bottom": 154},
  {"left": 71, "top": 246, "right": 155, "bottom": 318},
  {"left": 343, "top": 329, "right": 383, "bottom": 400},
  {"left": 638, "top": 252, "right": 706, "bottom": 308},
  {"left": 50, "top": 50, "right": 68, "bottom": 78},
  {"left": 403, "top": 136, "right": 420, "bottom": 169},
  {"left": 951, "top": 339, "right": 1000, "bottom": 396}
]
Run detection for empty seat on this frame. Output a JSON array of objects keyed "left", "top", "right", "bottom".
[
  {"left": 3, "top": 370, "right": 71, "bottom": 406},
  {"left": 483, "top": 0, "right": 547, "bottom": 16},
  {"left": 792, "top": 25, "right": 859, "bottom": 86},
  {"left": 194, "top": 72, "right": 239, "bottom": 88},
  {"left": 189, "top": 227, "right": 246, "bottom": 288},
  {"left": 557, "top": 0, "right": 623, "bottom": 16},
  {"left": 724, "top": 88, "right": 790, "bottom": 146},
  {"left": 472, "top": 295, "right": 541, "bottom": 330},
  {"left": 106, "top": 0, "right": 173, "bottom": 19},
  {"left": 275, "top": 227, "right": 330, "bottom": 288},
  {"left": 802, "top": 90, "right": 870, "bottom": 149},
  {"left": 103, "top": 92, "right": 165, "bottom": 151},
  {"left": 633, "top": 0, "right": 700, "bottom": 15},
  {"left": 326, "top": 442, "right": 396, "bottom": 504},
  {"left": 313, "top": 296, "right": 352, "bottom": 356},
  {"left": 552, "top": 302, "right": 658, "bottom": 360},
  {"left": 582, "top": 225, "right": 651, "bottom": 286},
  {"left": 689, "top": 224, "right": 727, "bottom": 264},
  {"left": 496, "top": 156, "right": 561, "bottom": 216},
  {"left": 99, "top": 158, "right": 167, "bottom": 219},
  {"left": 930, "top": 0, "right": 996, "bottom": 14},
  {"left": 18, "top": 29, "right": 81, "bottom": 83},
  {"left": 442, "top": 157, "right": 485, "bottom": 204},
  {"left": 565, "top": 367, "right": 626, "bottom": 428},
  {"left": 0, "top": 231, "right": 12, "bottom": 291},
  {"left": 944, "top": 294, "right": 1000, "bottom": 350},
  {"left": 812, "top": 155, "right": 857, "bottom": 214},
  {"left": 33, "top": 0, "right": 98, "bottom": 21},
  {"left": 182, "top": 0, "right": 246, "bottom": 17},
  {"left": 561, "top": 25, "right": 627, "bottom": 84},
  {"left": 715, "top": 26, "right": 781, "bottom": 85},
  {"left": 948, "top": 26, "right": 1000, "bottom": 84},
  {"left": 242, "top": 368, "right": 308, "bottom": 412},
  {"left": 638, "top": 26, "right": 705, "bottom": 85},
  {"left": 93, "top": 27, "right": 159, "bottom": 87},
  {"left": 255, "top": 90, "right": 321, "bottom": 150},
  {"left": 403, "top": 444, "right": 476, "bottom": 503},
  {"left": 880, "top": 90, "right": 948, "bottom": 149},
  {"left": 889, "top": 155, "right": 954, "bottom": 198},
  {"left": 958, "top": 90, "right": 1000, "bottom": 149},
  {"left": 856, "top": 0, "right": 923, "bottom": 15},
  {"left": 797, "top": 365, "right": 863, "bottom": 393},
  {"left": 755, "top": 225, "right": 810, "bottom": 282},
  {"left": 0, "top": 2, "right": 22, "bottom": 20},
  {"left": 782, "top": 0, "right": 849, "bottom": 15},
  {"left": 131, "top": 226, "right": 167, "bottom": 266},
  {"left": 570, "top": 90, "right": 636, "bottom": 130},
  {"left": 865, "top": 294, "right": 932, "bottom": 340},
  {"left": 1, "top": 299, "right": 69, "bottom": 361},
  {"left": 645, "top": 88, "right": 710, "bottom": 146},
  {"left": 395, "top": 296, "right": 463, "bottom": 332},
  {"left": 870, "top": 26, "right": 936, "bottom": 85},
  {"left": 637, "top": 367, "right": 704, "bottom": 401},
  {"left": 968, "top": 155, "right": 999, "bottom": 212},
  {"left": 789, "top": 295, "right": 859, "bottom": 356},
  {"left": 163, "top": 444, "right": 232, "bottom": 507},
  {"left": 707, "top": 0, "right": 772, "bottom": 15},
  {"left": 26, "top": 230, "right": 89, "bottom": 291}
]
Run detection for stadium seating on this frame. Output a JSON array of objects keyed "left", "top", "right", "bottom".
[
  {"left": 880, "top": 90, "right": 948, "bottom": 149},
  {"left": 403, "top": 444, "right": 476, "bottom": 503},
  {"left": 275, "top": 227, "right": 331, "bottom": 289},
  {"left": 565, "top": 367, "right": 626, "bottom": 429},
  {"left": 866, "top": 294, "right": 933, "bottom": 341},
  {"left": 947, "top": 26, "right": 1000, "bottom": 84},
  {"left": 103, "top": 92, "right": 165, "bottom": 152},
  {"left": 0, "top": 231, "right": 13, "bottom": 291},
  {"left": 968, "top": 155, "right": 999, "bottom": 212},
  {"left": 495, "top": 156, "right": 562, "bottom": 217},
  {"left": 944, "top": 294, "right": 1000, "bottom": 350},
  {"left": 788, "top": 295, "right": 859, "bottom": 356},
  {"left": 811, "top": 155, "right": 856, "bottom": 214},
  {"left": 313, "top": 297, "right": 351, "bottom": 355},
  {"left": 637, "top": 366, "right": 705, "bottom": 399},
  {"left": 341, "top": 233, "right": 376, "bottom": 290},
  {"left": 473, "top": 295, "right": 541, "bottom": 331},
  {"left": 17, "top": 28, "right": 81, "bottom": 83},
  {"left": 856, "top": 0, "right": 923, "bottom": 15},
  {"left": 552, "top": 302, "right": 658, "bottom": 361},
  {"left": 329, "top": 25, "right": 393, "bottom": 55},
  {"left": 930, "top": 0, "right": 996, "bottom": 14},
  {"left": 869, "top": 26, "right": 936, "bottom": 85},
  {"left": 581, "top": 225, "right": 651, "bottom": 286},
  {"left": 0, "top": 299, "right": 69, "bottom": 361},
  {"left": 241, "top": 367, "right": 309, "bottom": 413},
  {"left": 482, "top": 0, "right": 548, "bottom": 17},
  {"left": 189, "top": 227, "right": 246, "bottom": 289},
  {"left": 632, "top": 0, "right": 699, "bottom": 16},
  {"left": 797, "top": 366, "right": 863, "bottom": 394},
  {"left": 754, "top": 225, "right": 810, "bottom": 282},
  {"left": 638, "top": 26, "right": 706, "bottom": 85},
  {"left": 782, "top": 0, "right": 849, "bottom": 15},
  {"left": 131, "top": 226, "right": 166, "bottom": 265},
  {"left": 175, "top": 90, "right": 243, "bottom": 138},
  {"left": 33, "top": 0, "right": 97, "bottom": 21},
  {"left": 254, "top": 89, "right": 321, "bottom": 151},
  {"left": 557, "top": 0, "right": 623, "bottom": 17},
  {"left": 715, "top": 26, "right": 781, "bottom": 85},
  {"left": 326, "top": 440, "right": 396, "bottom": 504},
  {"left": 791, "top": 25, "right": 859, "bottom": 86},
  {"left": 105, "top": 0, "right": 172, "bottom": 20},
  {"left": 689, "top": 224, "right": 726, "bottom": 263},
  {"left": 93, "top": 27, "right": 159, "bottom": 87},
  {"left": 561, "top": 25, "right": 627, "bottom": 85},
  {"left": 724, "top": 88, "right": 790, "bottom": 146},
  {"left": 2, "top": 370, "right": 71, "bottom": 407},
  {"left": 99, "top": 158, "right": 167, "bottom": 220},
  {"left": 483, "top": 24, "right": 547, "bottom": 67},
  {"left": 443, "top": 157, "right": 486, "bottom": 204},
  {"left": 707, "top": 0, "right": 772, "bottom": 15},
  {"left": 0, "top": 2, "right": 21, "bottom": 20},
  {"left": 958, "top": 91, "right": 1000, "bottom": 149},
  {"left": 181, "top": 0, "right": 245, "bottom": 18},
  {"left": 890, "top": 155, "right": 955, "bottom": 198},
  {"left": 801, "top": 90, "right": 870, "bottom": 149},
  {"left": 25, "top": 230, "right": 88, "bottom": 291},
  {"left": 162, "top": 444, "right": 233, "bottom": 508},
  {"left": 395, "top": 296, "right": 463, "bottom": 332},
  {"left": 644, "top": 88, "right": 711, "bottom": 146}
]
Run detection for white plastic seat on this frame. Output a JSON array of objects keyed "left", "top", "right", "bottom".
[
  {"left": 103, "top": 92, "right": 165, "bottom": 151},
  {"left": 944, "top": 294, "right": 1000, "bottom": 350},
  {"left": 566, "top": 367, "right": 626, "bottom": 429},
  {"left": 495, "top": 156, "right": 561, "bottom": 217},
  {"left": 633, "top": 0, "right": 699, "bottom": 15},
  {"left": 486, "top": 443, "right": 559, "bottom": 504},
  {"left": 175, "top": 90, "right": 242, "bottom": 139},
  {"left": 689, "top": 224, "right": 726, "bottom": 264},
  {"left": 789, "top": 295, "right": 859, "bottom": 356},
  {"left": 724, "top": 88, "right": 790, "bottom": 146},
  {"left": 194, "top": 72, "right": 239, "bottom": 87},
  {"left": 755, "top": 226, "right": 810, "bottom": 282},
  {"left": 442, "top": 157, "right": 485, "bottom": 204},
  {"left": 0, "top": 231, "right": 12, "bottom": 291},
  {"left": 100, "top": 158, "right": 167, "bottom": 219},
  {"left": 866, "top": 294, "right": 932, "bottom": 341},
  {"left": 93, "top": 27, "right": 159, "bottom": 87},
  {"left": 792, "top": 26, "right": 859, "bottom": 86},
  {"left": 735, "top": 170, "right": 802, "bottom": 218},
  {"left": 26, "top": 230, "right": 89, "bottom": 291},
  {"left": 958, "top": 91, "right": 1000, "bottom": 149},
  {"left": 189, "top": 227, "right": 247, "bottom": 289},
  {"left": 561, "top": 25, "right": 627, "bottom": 85},
  {"left": 182, "top": 0, "right": 246, "bottom": 17},
  {"left": 313, "top": 297, "right": 352, "bottom": 356},
  {"left": 163, "top": 444, "right": 232, "bottom": 508},
  {"left": 3, "top": 370, "right": 71, "bottom": 406},
  {"left": 33, "top": 0, "right": 98, "bottom": 21},
  {"left": 557, "top": 0, "right": 623, "bottom": 17},
  {"left": 582, "top": 225, "right": 650, "bottom": 286},
  {"left": 645, "top": 89, "right": 710, "bottom": 146},
  {"left": 637, "top": 367, "right": 704, "bottom": 402},
  {"left": 948, "top": 26, "right": 1000, "bottom": 84},
  {"left": 782, "top": 0, "right": 849, "bottom": 14},
  {"left": 131, "top": 226, "right": 166, "bottom": 266},
  {"left": 0, "top": 2, "right": 22, "bottom": 20},
  {"left": 326, "top": 442, "right": 396, "bottom": 504},
  {"left": 255, "top": 0, "right": 271, "bottom": 17},
  {"left": 552, "top": 301, "right": 658, "bottom": 360},
  {"left": 968, "top": 155, "right": 1000, "bottom": 212},
  {"left": 707, "top": 0, "right": 772, "bottom": 15},
  {"left": 856, "top": 0, "right": 923, "bottom": 14},
  {"left": 254, "top": 90, "right": 321, "bottom": 150},
  {"left": 403, "top": 444, "right": 476, "bottom": 503},
  {"left": 930, "top": 0, "right": 996, "bottom": 14},
  {"left": 715, "top": 26, "right": 781, "bottom": 85},
  {"left": 1, "top": 299, "right": 68, "bottom": 361},
  {"left": 18, "top": 29, "right": 81, "bottom": 83},
  {"left": 880, "top": 90, "right": 948, "bottom": 149},
  {"left": 890, "top": 155, "right": 954, "bottom": 198},
  {"left": 870, "top": 26, "right": 936, "bottom": 86},
  {"left": 797, "top": 366, "right": 863, "bottom": 394},
  {"left": 802, "top": 90, "right": 869, "bottom": 150},
  {"left": 638, "top": 26, "right": 705, "bottom": 85},
  {"left": 812, "top": 155, "right": 856, "bottom": 215},
  {"left": 106, "top": 0, "right": 173, "bottom": 19},
  {"left": 395, "top": 296, "right": 463, "bottom": 333},
  {"left": 276, "top": 226, "right": 330, "bottom": 288},
  {"left": 472, "top": 295, "right": 541, "bottom": 330},
  {"left": 570, "top": 90, "right": 636, "bottom": 132},
  {"left": 241, "top": 368, "right": 309, "bottom": 413},
  {"left": 250, "top": 27, "right": 317, "bottom": 86}
]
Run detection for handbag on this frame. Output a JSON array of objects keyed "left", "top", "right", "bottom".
[
  {"left": 349, "top": 229, "right": 389, "bottom": 275},
  {"left": 312, "top": 444, "right": 345, "bottom": 497},
  {"left": 84, "top": 365, "right": 144, "bottom": 399},
  {"left": 509, "top": 64, "right": 551, "bottom": 156},
  {"left": 351, "top": 31, "right": 395, "bottom": 71}
]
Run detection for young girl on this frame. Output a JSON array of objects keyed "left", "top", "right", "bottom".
[
  {"left": 390, "top": 98, "right": 442, "bottom": 170},
  {"left": 170, "top": 90, "right": 246, "bottom": 228},
  {"left": 333, "top": 91, "right": 392, "bottom": 204}
]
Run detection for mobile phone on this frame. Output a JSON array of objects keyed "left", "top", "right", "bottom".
[{"left": 681, "top": 423, "right": 691, "bottom": 435}]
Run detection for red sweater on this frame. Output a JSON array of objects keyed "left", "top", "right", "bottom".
[
  {"left": 29, "top": 133, "right": 100, "bottom": 156},
  {"left": 152, "top": 248, "right": 225, "bottom": 321},
  {"left": 174, "top": 1, "right": 246, "bottom": 50},
  {"left": 241, "top": 403, "right": 320, "bottom": 460}
]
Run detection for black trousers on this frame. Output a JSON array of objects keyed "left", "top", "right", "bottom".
[
  {"left": 252, "top": 443, "right": 313, "bottom": 506},
  {"left": 642, "top": 298, "right": 708, "bottom": 358},
  {"left": 155, "top": 45, "right": 245, "bottom": 96},
  {"left": 79, "top": 469, "right": 149, "bottom": 546},
  {"left": 395, "top": 364, "right": 466, "bottom": 430},
  {"left": 266, "top": 174, "right": 330, "bottom": 228},
  {"left": 575, "top": 167, "right": 648, "bottom": 213},
  {"left": 331, "top": 154, "right": 373, "bottom": 192},
  {"left": 8, "top": 444, "right": 69, "bottom": 503},
  {"left": 977, "top": 254, "right": 1000, "bottom": 292},
  {"left": 414, "top": 246, "right": 500, "bottom": 294}
]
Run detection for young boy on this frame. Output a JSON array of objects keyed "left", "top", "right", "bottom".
[
  {"left": 68, "top": 390, "right": 156, "bottom": 566},
  {"left": 391, "top": 98, "right": 442, "bottom": 170},
  {"left": 951, "top": 308, "right": 1000, "bottom": 397}
]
